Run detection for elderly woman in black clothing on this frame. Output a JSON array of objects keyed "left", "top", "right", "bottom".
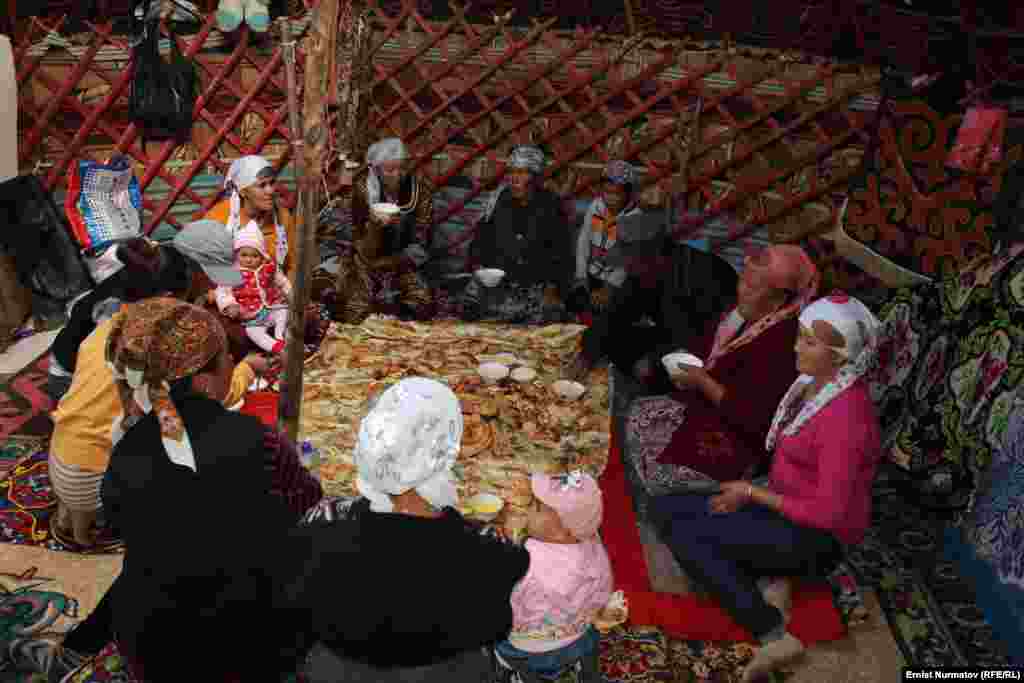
[
  {"left": 298, "top": 377, "right": 530, "bottom": 681},
  {"left": 462, "top": 145, "right": 574, "bottom": 324}
]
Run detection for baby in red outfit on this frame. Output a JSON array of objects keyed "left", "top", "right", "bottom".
[{"left": 215, "top": 223, "right": 292, "bottom": 354}]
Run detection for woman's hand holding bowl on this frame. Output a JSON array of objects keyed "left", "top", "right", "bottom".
[{"left": 669, "top": 365, "right": 707, "bottom": 392}]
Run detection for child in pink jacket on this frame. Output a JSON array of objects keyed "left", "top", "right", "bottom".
[
  {"left": 215, "top": 223, "right": 291, "bottom": 354},
  {"left": 496, "top": 470, "right": 613, "bottom": 681}
]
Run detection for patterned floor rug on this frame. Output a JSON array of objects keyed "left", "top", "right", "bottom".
[
  {"left": 0, "top": 352, "right": 54, "bottom": 441},
  {"left": 845, "top": 468, "right": 1013, "bottom": 667},
  {"left": 1, "top": 566, "right": 82, "bottom": 682},
  {"left": 0, "top": 438, "right": 46, "bottom": 482},
  {"left": 0, "top": 445, "right": 123, "bottom": 555},
  {"left": 62, "top": 625, "right": 762, "bottom": 683}
]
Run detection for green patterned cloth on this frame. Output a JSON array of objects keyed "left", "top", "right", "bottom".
[{"left": 869, "top": 243, "right": 1024, "bottom": 513}]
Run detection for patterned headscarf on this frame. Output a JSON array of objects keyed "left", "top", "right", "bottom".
[
  {"left": 482, "top": 145, "right": 547, "bottom": 221},
  {"left": 508, "top": 145, "right": 545, "bottom": 174},
  {"left": 223, "top": 155, "right": 288, "bottom": 269},
  {"left": 706, "top": 244, "right": 819, "bottom": 370},
  {"left": 766, "top": 292, "right": 881, "bottom": 450},
  {"left": 575, "top": 162, "right": 643, "bottom": 287},
  {"left": 604, "top": 159, "right": 637, "bottom": 186},
  {"left": 365, "top": 137, "right": 410, "bottom": 209},
  {"left": 353, "top": 377, "right": 464, "bottom": 513},
  {"left": 106, "top": 298, "right": 227, "bottom": 472}
]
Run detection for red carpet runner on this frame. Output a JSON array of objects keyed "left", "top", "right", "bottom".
[
  {"left": 244, "top": 391, "right": 846, "bottom": 644},
  {"left": 598, "top": 439, "right": 846, "bottom": 644}
]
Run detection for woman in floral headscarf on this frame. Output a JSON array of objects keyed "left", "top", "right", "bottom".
[
  {"left": 649, "top": 293, "right": 882, "bottom": 683},
  {"left": 331, "top": 137, "right": 436, "bottom": 323},
  {"left": 626, "top": 244, "right": 820, "bottom": 496},
  {"left": 19, "top": 299, "right": 323, "bottom": 682},
  {"left": 568, "top": 159, "right": 643, "bottom": 314},
  {"left": 462, "top": 145, "right": 573, "bottom": 324}
]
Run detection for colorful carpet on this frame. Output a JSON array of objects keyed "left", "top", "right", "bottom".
[
  {"left": 844, "top": 467, "right": 1013, "bottom": 668},
  {"left": 0, "top": 444, "right": 123, "bottom": 555},
  {"left": 0, "top": 565, "right": 81, "bottom": 680},
  {"left": 63, "top": 625, "right": 765, "bottom": 683},
  {"left": 0, "top": 352, "right": 54, "bottom": 441}
]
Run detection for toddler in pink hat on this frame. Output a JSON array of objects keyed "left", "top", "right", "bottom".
[
  {"left": 215, "top": 223, "right": 292, "bottom": 354},
  {"left": 496, "top": 470, "right": 614, "bottom": 681}
]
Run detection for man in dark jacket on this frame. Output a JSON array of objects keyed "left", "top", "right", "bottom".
[
  {"left": 462, "top": 145, "right": 574, "bottom": 324},
  {"left": 566, "top": 212, "right": 738, "bottom": 394}
]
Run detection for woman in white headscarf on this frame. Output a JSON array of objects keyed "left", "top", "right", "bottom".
[
  {"left": 332, "top": 137, "right": 435, "bottom": 323},
  {"left": 463, "top": 145, "right": 573, "bottom": 324},
  {"left": 206, "top": 155, "right": 297, "bottom": 279},
  {"left": 204, "top": 155, "right": 323, "bottom": 361},
  {"left": 649, "top": 293, "right": 883, "bottom": 683},
  {"left": 298, "top": 377, "right": 530, "bottom": 681}
]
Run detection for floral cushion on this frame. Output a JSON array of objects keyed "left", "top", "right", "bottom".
[{"left": 869, "top": 245, "right": 1024, "bottom": 512}]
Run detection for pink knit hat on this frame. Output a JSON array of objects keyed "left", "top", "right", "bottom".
[
  {"left": 233, "top": 222, "right": 269, "bottom": 259},
  {"left": 531, "top": 471, "right": 603, "bottom": 540}
]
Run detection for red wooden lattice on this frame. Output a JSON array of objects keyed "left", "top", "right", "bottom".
[
  {"left": 14, "top": 0, "right": 884, "bottom": 273},
  {"left": 361, "top": 0, "right": 880, "bottom": 257},
  {"left": 15, "top": 14, "right": 308, "bottom": 233}
]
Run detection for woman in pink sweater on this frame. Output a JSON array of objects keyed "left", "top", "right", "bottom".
[{"left": 649, "top": 293, "right": 882, "bottom": 683}]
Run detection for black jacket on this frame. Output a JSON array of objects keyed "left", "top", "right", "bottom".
[
  {"left": 289, "top": 500, "right": 530, "bottom": 669},
  {"left": 103, "top": 395, "right": 529, "bottom": 679},
  {"left": 469, "top": 188, "right": 573, "bottom": 295},
  {"left": 581, "top": 242, "right": 738, "bottom": 386},
  {"left": 102, "top": 395, "right": 305, "bottom": 680}
]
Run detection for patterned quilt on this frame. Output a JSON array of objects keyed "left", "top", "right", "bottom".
[{"left": 300, "top": 317, "right": 611, "bottom": 537}]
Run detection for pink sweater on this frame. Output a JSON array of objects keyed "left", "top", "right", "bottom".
[
  {"left": 769, "top": 381, "right": 881, "bottom": 546},
  {"left": 508, "top": 538, "right": 613, "bottom": 653}
]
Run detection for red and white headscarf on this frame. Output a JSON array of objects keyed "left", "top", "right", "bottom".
[{"left": 765, "top": 292, "right": 881, "bottom": 451}]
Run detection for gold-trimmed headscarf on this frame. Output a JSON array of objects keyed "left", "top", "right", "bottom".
[{"left": 105, "top": 298, "right": 227, "bottom": 472}]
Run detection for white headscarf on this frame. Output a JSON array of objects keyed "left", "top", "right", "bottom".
[
  {"left": 365, "top": 137, "right": 410, "bottom": 209},
  {"left": 353, "top": 377, "right": 464, "bottom": 513},
  {"left": 223, "top": 155, "right": 288, "bottom": 269},
  {"left": 766, "top": 292, "right": 881, "bottom": 451}
]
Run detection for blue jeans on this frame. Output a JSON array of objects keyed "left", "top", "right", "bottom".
[{"left": 496, "top": 625, "right": 599, "bottom": 680}]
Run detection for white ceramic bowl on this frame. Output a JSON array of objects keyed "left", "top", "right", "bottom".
[
  {"left": 478, "top": 362, "right": 510, "bottom": 384},
  {"left": 552, "top": 379, "right": 586, "bottom": 401},
  {"left": 475, "top": 268, "right": 506, "bottom": 288},
  {"left": 465, "top": 492, "right": 504, "bottom": 522},
  {"left": 371, "top": 202, "right": 401, "bottom": 220},
  {"left": 661, "top": 351, "right": 704, "bottom": 375},
  {"left": 510, "top": 367, "right": 537, "bottom": 383}
]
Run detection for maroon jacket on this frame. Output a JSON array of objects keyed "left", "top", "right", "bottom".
[{"left": 657, "top": 315, "right": 800, "bottom": 482}]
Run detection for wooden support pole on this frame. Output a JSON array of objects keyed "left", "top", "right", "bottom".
[
  {"left": 278, "top": 0, "right": 340, "bottom": 442},
  {"left": 623, "top": 0, "right": 637, "bottom": 37}
]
